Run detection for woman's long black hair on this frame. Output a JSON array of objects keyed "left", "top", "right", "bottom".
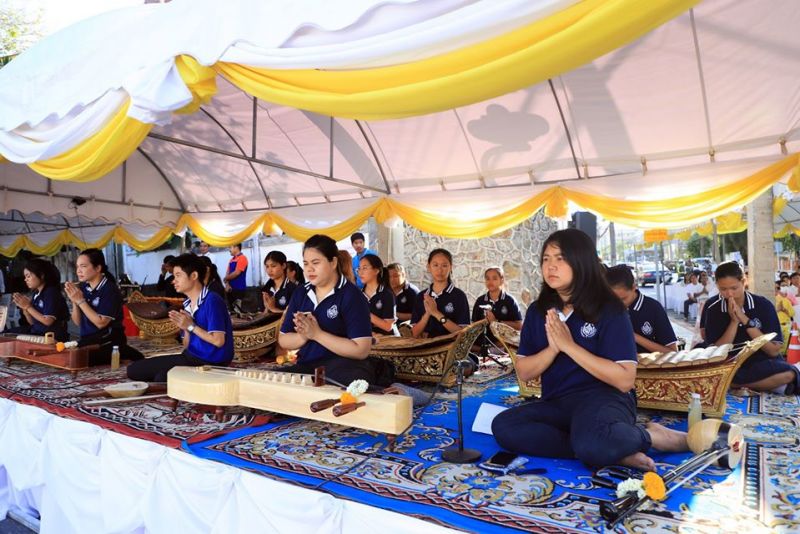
[
  {"left": 24, "top": 259, "right": 61, "bottom": 288},
  {"left": 79, "top": 248, "right": 117, "bottom": 285},
  {"left": 360, "top": 253, "right": 388, "bottom": 288},
  {"left": 535, "top": 229, "right": 623, "bottom": 323}
]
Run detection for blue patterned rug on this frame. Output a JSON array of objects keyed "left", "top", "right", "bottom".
[{"left": 183, "top": 375, "right": 800, "bottom": 533}]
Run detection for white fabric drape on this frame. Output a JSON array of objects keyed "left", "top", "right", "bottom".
[
  {"left": 0, "top": 0, "right": 577, "bottom": 156},
  {"left": 0, "top": 399, "right": 455, "bottom": 533}
]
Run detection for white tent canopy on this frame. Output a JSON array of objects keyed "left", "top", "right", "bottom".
[{"left": 1, "top": 0, "right": 799, "bottom": 250}]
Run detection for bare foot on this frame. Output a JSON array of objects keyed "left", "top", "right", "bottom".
[
  {"left": 618, "top": 452, "right": 655, "bottom": 472},
  {"left": 646, "top": 422, "right": 689, "bottom": 452}
]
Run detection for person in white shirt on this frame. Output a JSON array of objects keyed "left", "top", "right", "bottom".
[
  {"left": 683, "top": 272, "right": 705, "bottom": 320},
  {"left": 788, "top": 272, "right": 800, "bottom": 297}
]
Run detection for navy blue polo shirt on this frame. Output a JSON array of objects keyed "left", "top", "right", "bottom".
[
  {"left": 702, "top": 291, "right": 782, "bottom": 369},
  {"left": 182, "top": 286, "right": 234, "bottom": 364},
  {"left": 411, "top": 282, "right": 471, "bottom": 338},
  {"left": 79, "top": 276, "right": 123, "bottom": 337},
  {"left": 627, "top": 290, "right": 677, "bottom": 352},
  {"left": 518, "top": 302, "right": 637, "bottom": 400},
  {"left": 364, "top": 284, "right": 398, "bottom": 335},
  {"left": 699, "top": 294, "right": 722, "bottom": 330},
  {"left": 394, "top": 282, "right": 420, "bottom": 316},
  {"left": 471, "top": 290, "right": 522, "bottom": 323},
  {"left": 30, "top": 286, "right": 69, "bottom": 340},
  {"left": 280, "top": 276, "right": 372, "bottom": 364},
  {"left": 262, "top": 277, "right": 296, "bottom": 311}
]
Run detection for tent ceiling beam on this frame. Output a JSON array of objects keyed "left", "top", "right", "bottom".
[
  {"left": 548, "top": 79, "right": 582, "bottom": 180},
  {"left": 354, "top": 120, "right": 391, "bottom": 195},
  {"left": 689, "top": 8, "right": 714, "bottom": 151},
  {"left": 452, "top": 109, "right": 482, "bottom": 183},
  {"left": 16, "top": 211, "right": 33, "bottom": 234},
  {"left": 135, "top": 146, "right": 187, "bottom": 211},
  {"left": 199, "top": 107, "right": 273, "bottom": 209},
  {"left": 146, "top": 132, "right": 387, "bottom": 195},
  {"left": 1, "top": 185, "right": 183, "bottom": 214}
]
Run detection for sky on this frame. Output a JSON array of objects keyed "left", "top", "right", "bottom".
[{"left": 5, "top": 0, "right": 142, "bottom": 39}]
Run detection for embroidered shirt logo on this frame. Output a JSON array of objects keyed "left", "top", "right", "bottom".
[
  {"left": 92, "top": 297, "right": 101, "bottom": 307},
  {"left": 278, "top": 296, "right": 286, "bottom": 306},
  {"left": 750, "top": 318, "right": 762, "bottom": 329},
  {"left": 37, "top": 301, "right": 44, "bottom": 309},
  {"left": 500, "top": 306, "right": 508, "bottom": 315},
  {"left": 376, "top": 300, "right": 383, "bottom": 310},
  {"left": 400, "top": 296, "right": 406, "bottom": 303},
  {"left": 641, "top": 321, "right": 653, "bottom": 336},
  {"left": 444, "top": 302, "right": 454, "bottom": 314},
  {"left": 327, "top": 305, "right": 339, "bottom": 319},
  {"left": 580, "top": 322, "right": 597, "bottom": 338}
]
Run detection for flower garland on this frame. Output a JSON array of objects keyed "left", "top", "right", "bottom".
[
  {"left": 615, "top": 471, "right": 667, "bottom": 502},
  {"left": 340, "top": 379, "right": 369, "bottom": 405}
]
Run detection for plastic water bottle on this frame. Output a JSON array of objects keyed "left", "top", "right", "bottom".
[
  {"left": 111, "top": 345, "right": 121, "bottom": 370},
  {"left": 688, "top": 392, "right": 703, "bottom": 429}
]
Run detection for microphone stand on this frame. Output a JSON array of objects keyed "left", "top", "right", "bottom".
[{"left": 441, "top": 359, "right": 481, "bottom": 464}]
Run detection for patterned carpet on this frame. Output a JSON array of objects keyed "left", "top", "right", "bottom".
[
  {"left": 185, "top": 376, "right": 800, "bottom": 533},
  {"left": 0, "top": 357, "right": 284, "bottom": 448}
]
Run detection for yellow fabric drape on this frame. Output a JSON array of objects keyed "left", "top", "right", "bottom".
[
  {"left": 29, "top": 102, "right": 152, "bottom": 182},
  {"left": 5, "top": 153, "right": 799, "bottom": 255},
  {"left": 0, "top": 226, "right": 175, "bottom": 257},
  {"left": 216, "top": 0, "right": 697, "bottom": 120},
  {"left": 562, "top": 154, "right": 800, "bottom": 228},
  {"left": 26, "top": 56, "right": 219, "bottom": 182}
]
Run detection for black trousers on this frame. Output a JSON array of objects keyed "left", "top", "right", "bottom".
[
  {"left": 491, "top": 386, "right": 651, "bottom": 468},
  {"left": 78, "top": 327, "right": 143, "bottom": 366},
  {"left": 683, "top": 298, "right": 697, "bottom": 318},
  {"left": 126, "top": 350, "right": 211, "bottom": 382}
]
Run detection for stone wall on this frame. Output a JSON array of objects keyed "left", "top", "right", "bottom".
[{"left": 402, "top": 212, "right": 558, "bottom": 309}]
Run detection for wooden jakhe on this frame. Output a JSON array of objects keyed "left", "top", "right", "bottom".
[{"left": 167, "top": 366, "right": 413, "bottom": 435}]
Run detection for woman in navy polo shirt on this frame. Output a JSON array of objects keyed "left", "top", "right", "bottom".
[
  {"left": 492, "top": 229, "right": 688, "bottom": 471},
  {"left": 410, "top": 249, "right": 470, "bottom": 338},
  {"left": 261, "top": 250, "right": 296, "bottom": 313},
  {"left": 286, "top": 260, "right": 305, "bottom": 285},
  {"left": 702, "top": 261, "right": 798, "bottom": 394},
  {"left": 128, "top": 254, "right": 234, "bottom": 382},
  {"left": 279, "top": 234, "right": 388, "bottom": 386},
  {"left": 10, "top": 259, "right": 69, "bottom": 341},
  {"left": 64, "top": 248, "right": 142, "bottom": 365},
  {"left": 386, "top": 263, "right": 419, "bottom": 323},
  {"left": 358, "top": 254, "right": 398, "bottom": 336},
  {"left": 471, "top": 266, "right": 523, "bottom": 336}
]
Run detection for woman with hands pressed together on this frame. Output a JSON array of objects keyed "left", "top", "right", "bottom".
[
  {"left": 701, "top": 261, "right": 798, "bottom": 394},
  {"left": 127, "top": 253, "right": 233, "bottom": 382},
  {"left": 492, "top": 229, "right": 688, "bottom": 471},
  {"left": 358, "top": 254, "right": 398, "bottom": 336},
  {"left": 9, "top": 259, "right": 69, "bottom": 341},
  {"left": 278, "top": 234, "right": 390, "bottom": 385},
  {"left": 410, "top": 249, "right": 470, "bottom": 339},
  {"left": 65, "top": 248, "right": 142, "bottom": 365}
]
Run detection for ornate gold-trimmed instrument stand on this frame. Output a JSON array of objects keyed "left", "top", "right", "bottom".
[
  {"left": 126, "top": 291, "right": 184, "bottom": 344},
  {"left": 369, "top": 320, "right": 486, "bottom": 387},
  {"left": 230, "top": 311, "right": 283, "bottom": 363},
  {"left": 491, "top": 322, "right": 775, "bottom": 417}
]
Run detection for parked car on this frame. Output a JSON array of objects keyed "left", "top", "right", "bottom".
[{"left": 637, "top": 263, "right": 673, "bottom": 286}]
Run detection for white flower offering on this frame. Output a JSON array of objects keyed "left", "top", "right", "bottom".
[
  {"left": 346, "top": 379, "right": 369, "bottom": 398},
  {"left": 615, "top": 478, "right": 645, "bottom": 499}
]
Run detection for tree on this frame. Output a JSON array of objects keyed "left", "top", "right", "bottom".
[
  {"left": 0, "top": 5, "right": 41, "bottom": 61},
  {"left": 686, "top": 234, "right": 712, "bottom": 259}
]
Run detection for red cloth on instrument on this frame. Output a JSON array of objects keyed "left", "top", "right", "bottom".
[{"left": 122, "top": 305, "right": 140, "bottom": 337}]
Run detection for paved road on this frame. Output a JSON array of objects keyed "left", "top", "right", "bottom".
[{"left": 638, "top": 285, "right": 696, "bottom": 343}]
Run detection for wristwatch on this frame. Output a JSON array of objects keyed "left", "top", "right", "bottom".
[
  {"left": 439, "top": 315, "right": 448, "bottom": 324},
  {"left": 187, "top": 324, "right": 196, "bottom": 333}
]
